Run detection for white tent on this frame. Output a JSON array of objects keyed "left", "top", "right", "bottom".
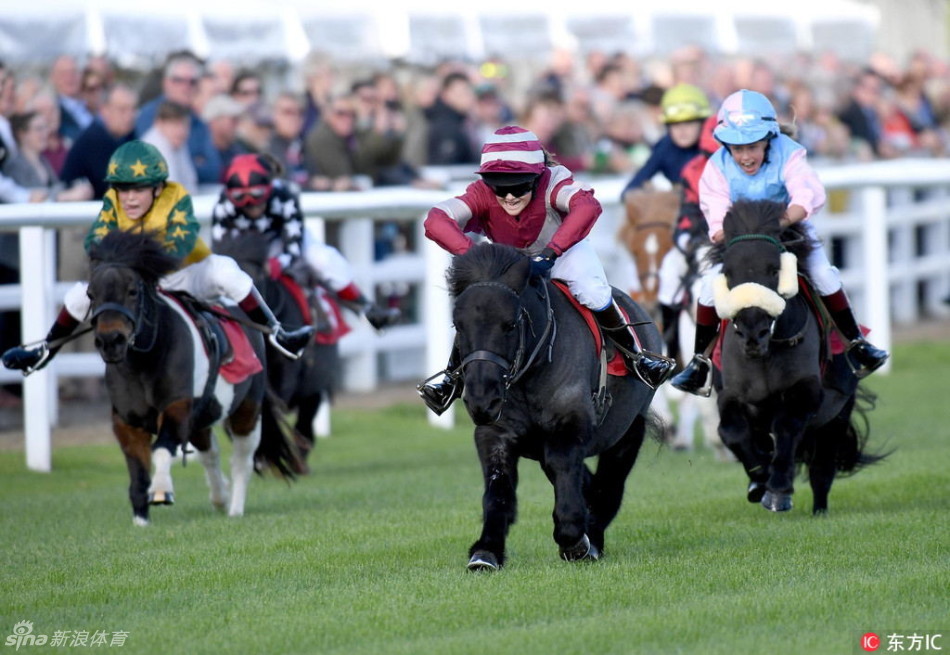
[{"left": 0, "top": 0, "right": 880, "bottom": 68}]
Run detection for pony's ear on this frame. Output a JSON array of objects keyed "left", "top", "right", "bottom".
[{"left": 504, "top": 255, "right": 532, "bottom": 293}]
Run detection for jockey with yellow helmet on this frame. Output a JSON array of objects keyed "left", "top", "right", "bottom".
[{"left": 2, "top": 141, "right": 314, "bottom": 375}]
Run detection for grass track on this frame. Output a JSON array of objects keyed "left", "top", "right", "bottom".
[{"left": 1, "top": 340, "right": 947, "bottom": 655}]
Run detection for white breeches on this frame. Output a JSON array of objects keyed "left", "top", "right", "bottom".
[
  {"left": 550, "top": 238, "right": 613, "bottom": 310},
  {"left": 64, "top": 254, "right": 254, "bottom": 321}
]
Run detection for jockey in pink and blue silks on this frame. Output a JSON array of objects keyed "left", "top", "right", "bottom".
[
  {"left": 417, "top": 126, "right": 675, "bottom": 415},
  {"left": 671, "top": 90, "right": 889, "bottom": 396}
]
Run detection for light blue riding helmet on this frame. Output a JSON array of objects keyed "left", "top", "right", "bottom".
[{"left": 713, "top": 89, "right": 780, "bottom": 145}]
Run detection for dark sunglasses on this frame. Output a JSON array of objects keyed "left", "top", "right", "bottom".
[
  {"left": 170, "top": 76, "right": 199, "bottom": 87},
  {"left": 486, "top": 180, "right": 536, "bottom": 198},
  {"left": 226, "top": 185, "right": 271, "bottom": 207}
]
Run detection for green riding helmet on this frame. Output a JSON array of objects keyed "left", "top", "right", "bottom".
[{"left": 105, "top": 140, "right": 169, "bottom": 187}]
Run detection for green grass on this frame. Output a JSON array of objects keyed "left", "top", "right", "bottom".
[{"left": 1, "top": 341, "right": 948, "bottom": 655}]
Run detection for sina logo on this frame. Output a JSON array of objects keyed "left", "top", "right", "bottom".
[{"left": 5, "top": 621, "right": 48, "bottom": 651}]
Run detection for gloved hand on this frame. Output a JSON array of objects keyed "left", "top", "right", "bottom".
[
  {"left": 364, "top": 302, "right": 401, "bottom": 330},
  {"left": 529, "top": 247, "right": 558, "bottom": 278}
]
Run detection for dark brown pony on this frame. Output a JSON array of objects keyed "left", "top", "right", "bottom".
[{"left": 87, "top": 230, "right": 299, "bottom": 525}]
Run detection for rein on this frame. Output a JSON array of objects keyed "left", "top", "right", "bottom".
[
  {"left": 89, "top": 276, "right": 159, "bottom": 353},
  {"left": 454, "top": 279, "right": 556, "bottom": 390},
  {"left": 726, "top": 233, "right": 785, "bottom": 251}
]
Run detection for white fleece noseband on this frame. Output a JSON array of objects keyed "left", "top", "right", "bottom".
[{"left": 713, "top": 251, "right": 799, "bottom": 320}]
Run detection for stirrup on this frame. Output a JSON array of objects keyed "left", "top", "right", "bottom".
[
  {"left": 416, "top": 371, "right": 462, "bottom": 415},
  {"left": 632, "top": 351, "right": 676, "bottom": 390},
  {"left": 268, "top": 325, "right": 315, "bottom": 360},
  {"left": 671, "top": 354, "right": 712, "bottom": 397},
  {"left": 2, "top": 343, "right": 51, "bottom": 377},
  {"left": 844, "top": 338, "right": 889, "bottom": 379}
]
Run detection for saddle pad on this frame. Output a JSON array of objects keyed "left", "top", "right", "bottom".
[
  {"left": 271, "top": 262, "right": 351, "bottom": 345},
  {"left": 551, "top": 280, "right": 627, "bottom": 377},
  {"left": 215, "top": 312, "right": 263, "bottom": 384}
]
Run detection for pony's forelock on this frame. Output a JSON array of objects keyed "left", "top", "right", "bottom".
[
  {"left": 446, "top": 243, "right": 526, "bottom": 298},
  {"left": 89, "top": 230, "right": 181, "bottom": 286}
]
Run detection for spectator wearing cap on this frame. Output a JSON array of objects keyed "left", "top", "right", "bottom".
[
  {"left": 135, "top": 53, "right": 222, "bottom": 184},
  {"left": 60, "top": 84, "right": 138, "bottom": 199},
  {"left": 202, "top": 93, "right": 247, "bottom": 179}
]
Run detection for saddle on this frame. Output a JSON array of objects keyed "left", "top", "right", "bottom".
[
  {"left": 269, "top": 259, "right": 351, "bottom": 345},
  {"left": 160, "top": 291, "right": 262, "bottom": 385},
  {"left": 551, "top": 280, "right": 627, "bottom": 378}
]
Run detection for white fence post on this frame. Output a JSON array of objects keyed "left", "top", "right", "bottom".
[
  {"left": 20, "top": 227, "right": 53, "bottom": 472},
  {"left": 860, "top": 186, "right": 892, "bottom": 373},
  {"left": 338, "top": 217, "right": 377, "bottom": 392},
  {"left": 422, "top": 236, "right": 455, "bottom": 428}
]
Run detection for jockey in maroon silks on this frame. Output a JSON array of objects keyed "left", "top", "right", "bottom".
[{"left": 417, "top": 126, "right": 674, "bottom": 415}]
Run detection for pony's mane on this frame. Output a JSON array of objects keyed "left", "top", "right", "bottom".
[
  {"left": 709, "top": 199, "right": 814, "bottom": 264},
  {"left": 88, "top": 229, "right": 182, "bottom": 285},
  {"left": 446, "top": 242, "right": 525, "bottom": 298},
  {"left": 214, "top": 231, "right": 270, "bottom": 267}
]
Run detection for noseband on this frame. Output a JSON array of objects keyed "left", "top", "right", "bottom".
[
  {"left": 454, "top": 279, "right": 555, "bottom": 391},
  {"left": 89, "top": 270, "right": 159, "bottom": 353}
]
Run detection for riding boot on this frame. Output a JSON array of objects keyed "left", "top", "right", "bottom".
[
  {"left": 336, "top": 283, "right": 401, "bottom": 331},
  {"left": 2, "top": 307, "right": 79, "bottom": 376},
  {"left": 239, "top": 286, "right": 315, "bottom": 360},
  {"left": 671, "top": 302, "right": 720, "bottom": 397},
  {"left": 594, "top": 299, "right": 675, "bottom": 390},
  {"left": 659, "top": 302, "right": 679, "bottom": 356},
  {"left": 417, "top": 344, "right": 463, "bottom": 415},
  {"left": 822, "top": 289, "right": 889, "bottom": 376}
]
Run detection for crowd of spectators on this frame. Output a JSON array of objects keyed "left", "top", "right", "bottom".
[
  {"left": 0, "top": 45, "right": 949, "bottom": 407},
  {"left": 2, "top": 46, "right": 949, "bottom": 206}
]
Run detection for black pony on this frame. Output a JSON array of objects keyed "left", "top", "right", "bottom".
[
  {"left": 447, "top": 243, "right": 661, "bottom": 570},
  {"left": 711, "top": 199, "right": 882, "bottom": 514},
  {"left": 87, "top": 230, "right": 299, "bottom": 525},
  {"left": 214, "top": 232, "right": 340, "bottom": 462}
]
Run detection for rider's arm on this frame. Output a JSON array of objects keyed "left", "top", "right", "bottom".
[
  {"left": 547, "top": 167, "right": 602, "bottom": 255},
  {"left": 782, "top": 149, "right": 827, "bottom": 224},
  {"left": 698, "top": 161, "right": 730, "bottom": 244},
  {"left": 423, "top": 183, "right": 483, "bottom": 255}
]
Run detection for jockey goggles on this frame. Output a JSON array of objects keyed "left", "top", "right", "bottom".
[
  {"left": 226, "top": 184, "right": 271, "bottom": 207},
  {"left": 485, "top": 179, "right": 536, "bottom": 198}
]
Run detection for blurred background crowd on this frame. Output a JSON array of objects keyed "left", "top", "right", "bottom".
[{"left": 2, "top": 42, "right": 950, "bottom": 207}]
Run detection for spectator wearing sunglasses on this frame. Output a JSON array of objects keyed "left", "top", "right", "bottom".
[
  {"left": 135, "top": 53, "right": 222, "bottom": 186},
  {"left": 211, "top": 154, "right": 400, "bottom": 332},
  {"left": 418, "top": 126, "right": 675, "bottom": 414}
]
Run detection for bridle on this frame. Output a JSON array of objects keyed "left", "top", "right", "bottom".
[
  {"left": 89, "top": 266, "right": 159, "bottom": 354},
  {"left": 452, "top": 279, "right": 556, "bottom": 392}
]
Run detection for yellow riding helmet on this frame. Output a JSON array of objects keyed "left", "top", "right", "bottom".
[{"left": 661, "top": 84, "right": 712, "bottom": 124}]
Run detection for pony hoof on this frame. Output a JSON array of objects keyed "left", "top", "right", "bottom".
[
  {"left": 747, "top": 481, "right": 766, "bottom": 503},
  {"left": 559, "top": 534, "right": 594, "bottom": 562},
  {"left": 132, "top": 515, "right": 149, "bottom": 527},
  {"left": 812, "top": 507, "right": 828, "bottom": 517},
  {"left": 148, "top": 491, "right": 174, "bottom": 506},
  {"left": 761, "top": 491, "right": 793, "bottom": 512},
  {"left": 467, "top": 551, "right": 500, "bottom": 571}
]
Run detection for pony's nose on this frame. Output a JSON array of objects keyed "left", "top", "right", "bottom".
[{"left": 95, "top": 331, "right": 129, "bottom": 361}]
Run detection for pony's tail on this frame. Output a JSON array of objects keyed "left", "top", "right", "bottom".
[
  {"left": 827, "top": 385, "right": 890, "bottom": 475},
  {"left": 254, "top": 388, "right": 309, "bottom": 478}
]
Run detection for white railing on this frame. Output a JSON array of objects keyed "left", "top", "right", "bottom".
[{"left": 2, "top": 159, "right": 950, "bottom": 471}]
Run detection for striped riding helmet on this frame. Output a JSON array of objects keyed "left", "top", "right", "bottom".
[{"left": 476, "top": 126, "right": 546, "bottom": 178}]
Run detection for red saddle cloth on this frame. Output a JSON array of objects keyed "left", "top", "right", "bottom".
[
  {"left": 216, "top": 313, "right": 264, "bottom": 384},
  {"left": 551, "top": 280, "right": 628, "bottom": 377},
  {"left": 269, "top": 259, "right": 351, "bottom": 345}
]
